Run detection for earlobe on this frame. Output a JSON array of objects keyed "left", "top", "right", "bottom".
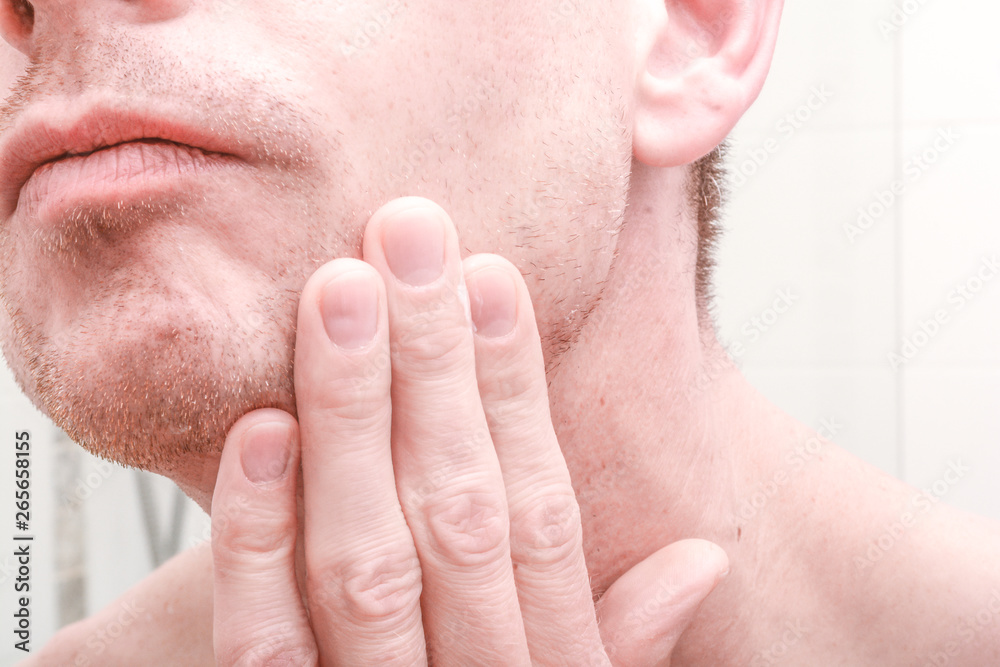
[
  {"left": 0, "top": 0, "right": 34, "bottom": 57},
  {"left": 631, "top": 0, "right": 784, "bottom": 168}
]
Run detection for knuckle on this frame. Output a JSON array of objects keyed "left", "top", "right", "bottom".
[
  {"left": 490, "top": 360, "right": 536, "bottom": 399},
  {"left": 477, "top": 356, "right": 548, "bottom": 427},
  {"left": 309, "top": 547, "right": 422, "bottom": 625},
  {"left": 303, "top": 362, "right": 391, "bottom": 424},
  {"left": 212, "top": 502, "right": 296, "bottom": 564},
  {"left": 510, "top": 490, "right": 582, "bottom": 566},
  {"left": 482, "top": 387, "right": 542, "bottom": 431},
  {"left": 424, "top": 491, "right": 510, "bottom": 567},
  {"left": 399, "top": 431, "right": 492, "bottom": 508},
  {"left": 315, "top": 385, "right": 391, "bottom": 428},
  {"left": 392, "top": 311, "right": 471, "bottom": 369}
]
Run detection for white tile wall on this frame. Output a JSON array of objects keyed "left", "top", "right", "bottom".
[
  {"left": 898, "top": 124, "right": 1000, "bottom": 365},
  {"left": 733, "top": 0, "right": 896, "bottom": 133},
  {"left": 903, "top": 369, "right": 1000, "bottom": 515},
  {"left": 720, "top": 128, "right": 897, "bottom": 366},
  {"left": 718, "top": 1, "right": 1000, "bottom": 521},
  {"left": 900, "top": 1, "right": 1000, "bottom": 123},
  {"left": 1, "top": 0, "right": 999, "bottom": 662}
]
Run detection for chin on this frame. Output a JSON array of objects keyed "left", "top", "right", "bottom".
[{"left": 12, "top": 299, "right": 298, "bottom": 474}]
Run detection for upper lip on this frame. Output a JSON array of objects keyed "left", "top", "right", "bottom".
[{"left": 0, "top": 102, "right": 243, "bottom": 216}]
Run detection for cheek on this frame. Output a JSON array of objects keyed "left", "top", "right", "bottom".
[
  {"left": 225, "top": 0, "right": 634, "bottom": 358},
  {"left": 321, "top": 9, "right": 632, "bottom": 362}
]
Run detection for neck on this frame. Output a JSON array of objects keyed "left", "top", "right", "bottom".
[
  {"left": 546, "top": 161, "right": 921, "bottom": 661},
  {"left": 547, "top": 160, "right": 744, "bottom": 590}
]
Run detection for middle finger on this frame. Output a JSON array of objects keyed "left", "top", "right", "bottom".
[{"left": 363, "top": 197, "right": 530, "bottom": 666}]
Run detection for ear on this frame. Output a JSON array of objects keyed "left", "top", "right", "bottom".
[
  {"left": 0, "top": 0, "right": 33, "bottom": 57},
  {"left": 632, "top": 0, "right": 784, "bottom": 167}
]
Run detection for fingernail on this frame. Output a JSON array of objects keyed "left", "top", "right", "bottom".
[
  {"left": 382, "top": 207, "right": 446, "bottom": 286},
  {"left": 321, "top": 271, "right": 379, "bottom": 350},
  {"left": 468, "top": 267, "right": 518, "bottom": 338},
  {"left": 241, "top": 421, "right": 293, "bottom": 485}
]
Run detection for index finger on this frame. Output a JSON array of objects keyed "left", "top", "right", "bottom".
[{"left": 295, "top": 258, "right": 428, "bottom": 665}]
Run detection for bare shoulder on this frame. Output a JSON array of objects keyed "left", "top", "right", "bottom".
[
  {"left": 922, "top": 506, "right": 1000, "bottom": 663},
  {"left": 874, "top": 502, "right": 1000, "bottom": 665},
  {"left": 24, "top": 542, "right": 215, "bottom": 666}
]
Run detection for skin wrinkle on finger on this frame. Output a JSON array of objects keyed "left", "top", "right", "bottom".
[
  {"left": 421, "top": 490, "right": 511, "bottom": 570},
  {"left": 321, "top": 549, "right": 423, "bottom": 621},
  {"left": 508, "top": 489, "right": 584, "bottom": 566},
  {"left": 219, "top": 618, "right": 312, "bottom": 666},
  {"left": 212, "top": 457, "right": 297, "bottom": 573},
  {"left": 386, "top": 297, "right": 475, "bottom": 374}
]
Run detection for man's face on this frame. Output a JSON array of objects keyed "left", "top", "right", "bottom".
[{"left": 0, "top": 1, "right": 635, "bottom": 473}]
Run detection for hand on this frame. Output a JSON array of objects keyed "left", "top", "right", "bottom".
[{"left": 209, "top": 197, "right": 729, "bottom": 666}]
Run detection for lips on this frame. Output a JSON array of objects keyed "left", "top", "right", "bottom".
[
  {"left": 0, "top": 104, "right": 247, "bottom": 221},
  {"left": 19, "top": 139, "right": 237, "bottom": 221}
]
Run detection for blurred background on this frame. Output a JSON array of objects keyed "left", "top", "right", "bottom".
[{"left": 1, "top": 0, "right": 998, "bottom": 663}]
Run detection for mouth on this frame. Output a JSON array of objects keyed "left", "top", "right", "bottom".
[
  {"left": 0, "top": 104, "right": 247, "bottom": 224},
  {"left": 19, "top": 138, "right": 241, "bottom": 224}
]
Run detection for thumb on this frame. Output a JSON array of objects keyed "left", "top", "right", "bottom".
[{"left": 595, "top": 539, "right": 729, "bottom": 667}]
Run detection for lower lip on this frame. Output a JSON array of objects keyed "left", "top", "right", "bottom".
[{"left": 18, "top": 140, "right": 242, "bottom": 223}]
